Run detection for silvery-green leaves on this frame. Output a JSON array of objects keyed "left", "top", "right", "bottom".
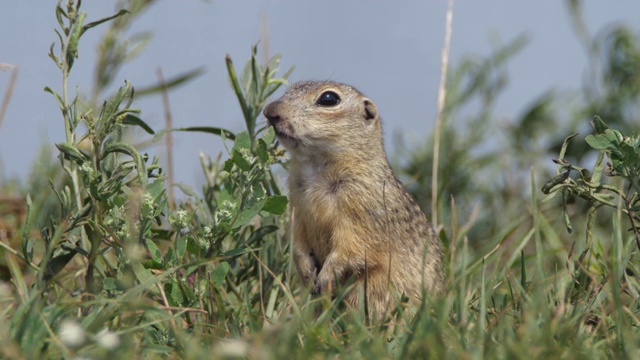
[
  {"left": 585, "top": 115, "right": 640, "bottom": 182},
  {"left": 42, "top": 0, "right": 168, "bottom": 297},
  {"left": 216, "top": 129, "right": 288, "bottom": 232},
  {"left": 51, "top": 2, "right": 129, "bottom": 72},
  {"left": 542, "top": 116, "right": 640, "bottom": 247},
  {"left": 226, "top": 45, "right": 295, "bottom": 147}
]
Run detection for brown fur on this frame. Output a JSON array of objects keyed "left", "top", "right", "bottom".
[{"left": 263, "top": 81, "right": 444, "bottom": 318}]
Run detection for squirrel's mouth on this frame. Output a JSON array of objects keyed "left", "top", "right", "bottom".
[{"left": 272, "top": 125, "right": 299, "bottom": 149}]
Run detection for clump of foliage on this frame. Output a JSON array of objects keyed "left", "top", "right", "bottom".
[{"left": 1, "top": 1, "right": 291, "bottom": 358}]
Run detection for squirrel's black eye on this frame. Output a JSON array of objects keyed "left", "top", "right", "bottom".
[{"left": 317, "top": 91, "right": 341, "bottom": 106}]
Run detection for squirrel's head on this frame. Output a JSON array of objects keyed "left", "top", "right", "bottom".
[{"left": 263, "top": 81, "right": 382, "bottom": 158}]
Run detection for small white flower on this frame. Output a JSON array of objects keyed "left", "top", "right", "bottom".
[
  {"left": 59, "top": 319, "right": 86, "bottom": 348},
  {"left": 203, "top": 226, "right": 212, "bottom": 238},
  {"left": 79, "top": 163, "right": 98, "bottom": 181},
  {"left": 142, "top": 193, "right": 156, "bottom": 217},
  {"left": 199, "top": 228, "right": 212, "bottom": 250},
  {"left": 170, "top": 209, "right": 190, "bottom": 230},
  {"left": 221, "top": 200, "right": 235, "bottom": 211},
  {"left": 217, "top": 209, "right": 232, "bottom": 222},
  {"left": 216, "top": 339, "right": 249, "bottom": 358},
  {"left": 175, "top": 209, "right": 189, "bottom": 228},
  {"left": 239, "top": 148, "right": 256, "bottom": 165},
  {"left": 96, "top": 328, "right": 120, "bottom": 350},
  {"left": 116, "top": 226, "right": 129, "bottom": 239}
]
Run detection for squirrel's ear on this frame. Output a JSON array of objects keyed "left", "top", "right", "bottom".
[{"left": 363, "top": 99, "right": 377, "bottom": 120}]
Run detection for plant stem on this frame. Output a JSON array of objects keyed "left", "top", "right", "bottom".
[
  {"left": 0, "top": 63, "right": 18, "bottom": 130},
  {"left": 60, "top": 8, "right": 88, "bottom": 248},
  {"left": 0, "top": 241, "right": 40, "bottom": 272},
  {"left": 157, "top": 68, "right": 175, "bottom": 210},
  {"left": 431, "top": 0, "right": 454, "bottom": 227}
]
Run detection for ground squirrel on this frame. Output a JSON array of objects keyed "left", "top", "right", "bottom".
[{"left": 263, "top": 81, "right": 444, "bottom": 318}]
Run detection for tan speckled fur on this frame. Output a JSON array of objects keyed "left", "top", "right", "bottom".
[{"left": 263, "top": 81, "right": 444, "bottom": 318}]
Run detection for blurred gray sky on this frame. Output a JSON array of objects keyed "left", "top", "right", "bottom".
[{"left": 1, "top": 1, "right": 639, "bottom": 191}]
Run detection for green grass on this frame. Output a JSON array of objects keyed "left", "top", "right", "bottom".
[{"left": 1, "top": 1, "right": 640, "bottom": 359}]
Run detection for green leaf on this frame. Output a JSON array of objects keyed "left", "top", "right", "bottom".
[
  {"left": 241, "top": 54, "right": 254, "bottom": 99},
  {"left": 55, "top": 142, "right": 88, "bottom": 163},
  {"left": 590, "top": 150, "right": 606, "bottom": 187},
  {"left": 125, "top": 261, "right": 160, "bottom": 296},
  {"left": 103, "top": 277, "right": 118, "bottom": 291},
  {"left": 221, "top": 247, "right": 252, "bottom": 258},
  {"left": 541, "top": 171, "right": 570, "bottom": 194},
  {"left": 135, "top": 67, "right": 205, "bottom": 96},
  {"left": 256, "top": 139, "right": 270, "bottom": 164},
  {"left": 591, "top": 115, "right": 609, "bottom": 134},
  {"left": 175, "top": 183, "right": 198, "bottom": 197},
  {"left": 102, "top": 142, "right": 137, "bottom": 158},
  {"left": 146, "top": 240, "right": 163, "bottom": 265},
  {"left": 186, "top": 236, "right": 202, "bottom": 256},
  {"left": 223, "top": 158, "right": 234, "bottom": 172},
  {"left": 266, "top": 287, "right": 279, "bottom": 319},
  {"left": 265, "top": 53, "right": 282, "bottom": 73},
  {"left": 122, "top": 114, "right": 155, "bottom": 134},
  {"left": 147, "top": 177, "right": 166, "bottom": 201},
  {"left": 232, "top": 149, "right": 251, "bottom": 172},
  {"left": 102, "top": 142, "right": 147, "bottom": 184},
  {"left": 250, "top": 45, "right": 261, "bottom": 97},
  {"left": 218, "top": 186, "right": 235, "bottom": 205},
  {"left": 562, "top": 190, "right": 573, "bottom": 233},
  {"left": 164, "top": 282, "right": 184, "bottom": 307},
  {"left": 44, "top": 86, "right": 64, "bottom": 109},
  {"left": 164, "top": 247, "right": 175, "bottom": 266},
  {"left": 48, "top": 42, "right": 61, "bottom": 68},
  {"left": 558, "top": 133, "right": 578, "bottom": 161},
  {"left": 585, "top": 134, "right": 613, "bottom": 150},
  {"left": 620, "top": 141, "right": 640, "bottom": 164},
  {"left": 181, "top": 279, "right": 197, "bottom": 303},
  {"left": 226, "top": 54, "right": 252, "bottom": 135},
  {"left": 176, "top": 236, "right": 188, "bottom": 259},
  {"left": 55, "top": 4, "right": 67, "bottom": 28},
  {"left": 233, "top": 198, "right": 266, "bottom": 228},
  {"left": 261, "top": 126, "right": 276, "bottom": 145},
  {"left": 66, "top": 11, "right": 86, "bottom": 70},
  {"left": 263, "top": 195, "right": 288, "bottom": 215},
  {"left": 217, "top": 187, "right": 240, "bottom": 226},
  {"left": 233, "top": 131, "right": 251, "bottom": 151},
  {"left": 21, "top": 195, "right": 33, "bottom": 247},
  {"left": 246, "top": 225, "right": 279, "bottom": 245},
  {"left": 88, "top": 176, "right": 105, "bottom": 201},
  {"left": 210, "top": 262, "right": 229, "bottom": 289},
  {"left": 80, "top": 9, "right": 129, "bottom": 36},
  {"left": 43, "top": 249, "right": 77, "bottom": 280},
  {"left": 153, "top": 126, "right": 236, "bottom": 143}
]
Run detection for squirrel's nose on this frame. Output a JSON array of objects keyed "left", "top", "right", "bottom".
[{"left": 263, "top": 102, "right": 281, "bottom": 125}]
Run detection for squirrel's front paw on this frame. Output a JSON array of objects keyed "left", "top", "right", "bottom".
[
  {"left": 313, "top": 268, "right": 336, "bottom": 296},
  {"left": 311, "top": 280, "right": 321, "bottom": 297}
]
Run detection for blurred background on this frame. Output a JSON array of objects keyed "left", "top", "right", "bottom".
[{"left": 1, "top": 1, "right": 638, "bottom": 186}]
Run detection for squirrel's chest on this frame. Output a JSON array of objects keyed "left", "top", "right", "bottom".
[
  {"left": 289, "top": 162, "right": 351, "bottom": 226},
  {"left": 290, "top": 163, "right": 338, "bottom": 204}
]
